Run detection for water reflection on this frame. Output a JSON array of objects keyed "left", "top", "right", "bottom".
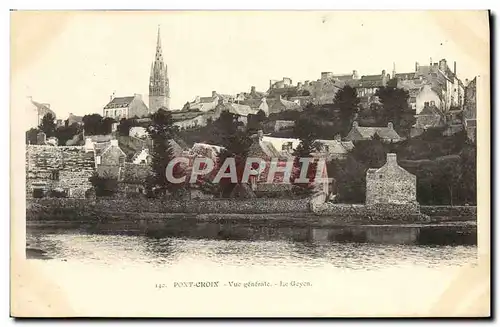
[{"left": 26, "top": 221, "right": 477, "bottom": 270}]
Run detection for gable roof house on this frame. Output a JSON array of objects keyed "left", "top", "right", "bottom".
[
  {"left": 103, "top": 94, "right": 149, "bottom": 120},
  {"left": 189, "top": 91, "right": 235, "bottom": 112},
  {"left": 95, "top": 139, "right": 127, "bottom": 179},
  {"left": 415, "top": 102, "right": 445, "bottom": 130},
  {"left": 366, "top": 153, "right": 417, "bottom": 207},
  {"left": 267, "top": 95, "right": 302, "bottom": 114},
  {"left": 313, "top": 139, "right": 355, "bottom": 161},
  {"left": 345, "top": 121, "right": 402, "bottom": 143}
]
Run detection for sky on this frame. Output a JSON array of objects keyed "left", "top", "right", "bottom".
[{"left": 11, "top": 11, "right": 489, "bottom": 129}]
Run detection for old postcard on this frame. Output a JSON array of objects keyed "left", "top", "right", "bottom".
[{"left": 10, "top": 10, "right": 490, "bottom": 317}]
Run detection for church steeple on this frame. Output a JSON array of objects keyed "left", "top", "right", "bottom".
[{"left": 149, "top": 25, "right": 170, "bottom": 113}]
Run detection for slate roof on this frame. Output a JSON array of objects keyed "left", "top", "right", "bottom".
[
  {"left": 315, "top": 139, "right": 350, "bottom": 155},
  {"left": 223, "top": 103, "right": 257, "bottom": 117},
  {"left": 419, "top": 104, "right": 442, "bottom": 116},
  {"left": 355, "top": 126, "right": 401, "bottom": 140},
  {"left": 94, "top": 141, "right": 111, "bottom": 156},
  {"left": 395, "top": 72, "right": 416, "bottom": 80},
  {"left": 104, "top": 96, "right": 135, "bottom": 109},
  {"left": 352, "top": 79, "right": 384, "bottom": 88},
  {"left": 199, "top": 96, "right": 216, "bottom": 103},
  {"left": 280, "top": 98, "right": 301, "bottom": 111}
]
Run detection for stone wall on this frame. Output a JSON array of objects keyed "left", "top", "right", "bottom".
[
  {"left": 420, "top": 205, "right": 477, "bottom": 217},
  {"left": 27, "top": 197, "right": 310, "bottom": 217},
  {"left": 312, "top": 202, "right": 429, "bottom": 222},
  {"left": 26, "top": 146, "right": 95, "bottom": 198}
]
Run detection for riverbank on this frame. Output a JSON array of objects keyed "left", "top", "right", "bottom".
[{"left": 26, "top": 198, "right": 477, "bottom": 231}]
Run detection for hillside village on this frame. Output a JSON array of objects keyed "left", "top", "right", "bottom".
[{"left": 25, "top": 28, "right": 477, "bottom": 207}]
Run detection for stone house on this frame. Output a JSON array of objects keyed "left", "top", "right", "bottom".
[
  {"left": 414, "top": 102, "right": 445, "bottom": 129},
  {"left": 365, "top": 153, "right": 417, "bottom": 206},
  {"left": 273, "top": 120, "right": 295, "bottom": 132},
  {"left": 345, "top": 121, "right": 402, "bottom": 143},
  {"left": 189, "top": 91, "right": 234, "bottom": 112},
  {"left": 212, "top": 99, "right": 257, "bottom": 125},
  {"left": 313, "top": 139, "right": 354, "bottom": 161},
  {"left": 131, "top": 148, "right": 151, "bottom": 165},
  {"left": 173, "top": 113, "right": 208, "bottom": 130},
  {"left": 267, "top": 95, "right": 302, "bottom": 114},
  {"left": 67, "top": 113, "right": 84, "bottom": 126},
  {"left": 95, "top": 139, "right": 126, "bottom": 179},
  {"left": 103, "top": 94, "right": 149, "bottom": 120},
  {"left": 26, "top": 145, "right": 95, "bottom": 198},
  {"left": 463, "top": 77, "right": 477, "bottom": 142},
  {"left": 260, "top": 136, "right": 301, "bottom": 157}
]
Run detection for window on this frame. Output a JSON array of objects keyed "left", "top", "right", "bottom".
[
  {"left": 96, "top": 156, "right": 101, "bottom": 165},
  {"left": 51, "top": 170, "right": 60, "bottom": 181}
]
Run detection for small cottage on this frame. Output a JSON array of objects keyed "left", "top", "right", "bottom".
[{"left": 365, "top": 153, "right": 416, "bottom": 206}]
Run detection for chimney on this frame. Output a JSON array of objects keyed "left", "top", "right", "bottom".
[
  {"left": 212, "top": 91, "right": 217, "bottom": 97},
  {"left": 430, "top": 100, "right": 435, "bottom": 107},
  {"left": 37, "top": 132, "right": 46, "bottom": 145},
  {"left": 134, "top": 93, "right": 142, "bottom": 100},
  {"left": 386, "top": 153, "right": 398, "bottom": 166},
  {"left": 439, "top": 59, "right": 447, "bottom": 71},
  {"left": 454, "top": 61, "right": 457, "bottom": 75},
  {"left": 382, "top": 69, "right": 386, "bottom": 77},
  {"left": 430, "top": 57, "right": 433, "bottom": 65},
  {"left": 387, "top": 122, "right": 393, "bottom": 129},
  {"left": 269, "top": 80, "right": 273, "bottom": 89},
  {"left": 353, "top": 121, "right": 359, "bottom": 128},
  {"left": 415, "top": 62, "right": 419, "bottom": 71},
  {"left": 353, "top": 70, "right": 359, "bottom": 79},
  {"left": 257, "top": 129, "right": 263, "bottom": 141},
  {"left": 424, "top": 102, "right": 429, "bottom": 107},
  {"left": 110, "top": 139, "right": 119, "bottom": 147},
  {"left": 251, "top": 86, "right": 256, "bottom": 94},
  {"left": 334, "top": 134, "right": 341, "bottom": 141}
]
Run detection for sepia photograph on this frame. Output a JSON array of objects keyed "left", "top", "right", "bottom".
[{"left": 10, "top": 10, "right": 490, "bottom": 317}]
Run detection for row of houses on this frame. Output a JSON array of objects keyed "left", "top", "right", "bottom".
[{"left": 26, "top": 130, "right": 417, "bottom": 209}]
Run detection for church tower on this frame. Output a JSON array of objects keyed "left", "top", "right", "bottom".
[{"left": 149, "top": 26, "right": 170, "bottom": 113}]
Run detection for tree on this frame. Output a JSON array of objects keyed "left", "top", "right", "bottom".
[
  {"left": 328, "top": 156, "right": 366, "bottom": 203},
  {"left": 101, "top": 117, "right": 115, "bottom": 135},
  {"left": 83, "top": 114, "right": 104, "bottom": 136},
  {"left": 215, "top": 111, "right": 253, "bottom": 197},
  {"left": 38, "top": 113, "right": 56, "bottom": 137},
  {"left": 54, "top": 123, "right": 81, "bottom": 146},
  {"left": 375, "top": 86, "right": 414, "bottom": 137},
  {"left": 350, "top": 135, "right": 389, "bottom": 168},
  {"left": 26, "top": 128, "right": 39, "bottom": 145},
  {"left": 247, "top": 109, "right": 267, "bottom": 133},
  {"left": 146, "top": 108, "right": 182, "bottom": 196},
  {"left": 117, "top": 118, "right": 139, "bottom": 136},
  {"left": 293, "top": 115, "right": 319, "bottom": 157},
  {"left": 333, "top": 85, "right": 360, "bottom": 136}
]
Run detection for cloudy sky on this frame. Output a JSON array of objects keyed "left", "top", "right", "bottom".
[{"left": 11, "top": 11, "right": 489, "bottom": 128}]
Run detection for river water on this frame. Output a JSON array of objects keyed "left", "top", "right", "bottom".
[{"left": 23, "top": 223, "right": 480, "bottom": 316}]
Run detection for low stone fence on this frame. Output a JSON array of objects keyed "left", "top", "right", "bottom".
[
  {"left": 26, "top": 197, "right": 310, "bottom": 219},
  {"left": 420, "top": 205, "right": 477, "bottom": 217},
  {"left": 312, "top": 202, "right": 429, "bottom": 222}
]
